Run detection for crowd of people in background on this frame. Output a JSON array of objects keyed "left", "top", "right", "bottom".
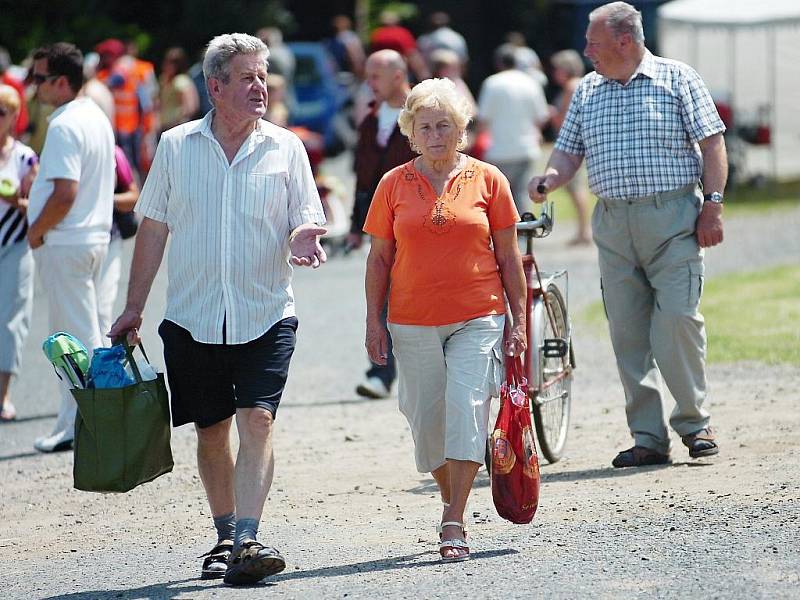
[{"left": 0, "top": 9, "right": 593, "bottom": 428}]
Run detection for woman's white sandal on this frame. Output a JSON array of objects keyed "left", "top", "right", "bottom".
[{"left": 438, "top": 521, "right": 470, "bottom": 562}]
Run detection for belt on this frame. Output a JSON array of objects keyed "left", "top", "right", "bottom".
[{"left": 599, "top": 184, "right": 698, "bottom": 209}]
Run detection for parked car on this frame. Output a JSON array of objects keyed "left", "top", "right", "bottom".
[{"left": 287, "top": 42, "right": 355, "bottom": 156}]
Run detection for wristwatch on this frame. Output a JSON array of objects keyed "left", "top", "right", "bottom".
[{"left": 703, "top": 191, "right": 724, "bottom": 204}]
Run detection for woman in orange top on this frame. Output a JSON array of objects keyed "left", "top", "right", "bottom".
[{"left": 363, "top": 78, "right": 526, "bottom": 562}]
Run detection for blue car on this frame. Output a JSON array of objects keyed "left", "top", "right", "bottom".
[{"left": 287, "top": 42, "right": 353, "bottom": 155}]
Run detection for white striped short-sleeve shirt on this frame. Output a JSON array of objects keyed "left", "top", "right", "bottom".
[
  {"left": 136, "top": 112, "right": 326, "bottom": 344},
  {"left": 555, "top": 51, "right": 725, "bottom": 199}
]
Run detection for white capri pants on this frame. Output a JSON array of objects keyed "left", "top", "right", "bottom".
[
  {"left": 34, "top": 242, "right": 107, "bottom": 438},
  {"left": 388, "top": 315, "right": 504, "bottom": 473},
  {"left": 0, "top": 240, "right": 34, "bottom": 374}
]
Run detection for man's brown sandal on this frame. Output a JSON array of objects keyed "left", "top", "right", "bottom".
[
  {"left": 223, "top": 540, "right": 286, "bottom": 585},
  {"left": 199, "top": 540, "right": 233, "bottom": 580},
  {"left": 682, "top": 428, "right": 719, "bottom": 458},
  {"left": 612, "top": 446, "right": 670, "bottom": 468}
]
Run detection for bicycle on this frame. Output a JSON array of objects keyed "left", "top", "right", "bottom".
[{"left": 487, "top": 200, "right": 575, "bottom": 466}]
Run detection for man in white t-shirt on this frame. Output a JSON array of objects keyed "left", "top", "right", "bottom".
[
  {"left": 478, "top": 44, "right": 548, "bottom": 213},
  {"left": 27, "top": 42, "right": 115, "bottom": 453}
]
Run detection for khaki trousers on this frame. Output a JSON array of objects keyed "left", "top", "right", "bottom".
[{"left": 592, "top": 184, "right": 710, "bottom": 454}]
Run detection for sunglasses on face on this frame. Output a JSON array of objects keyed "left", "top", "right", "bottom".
[{"left": 32, "top": 73, "right": 59, "bottom": 85}]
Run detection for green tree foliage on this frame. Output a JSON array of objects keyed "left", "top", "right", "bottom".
[{"left": 0, "top": 0, "right": 293, "bottom": 65}]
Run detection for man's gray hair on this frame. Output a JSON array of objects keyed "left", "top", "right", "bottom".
[
  {"left": 590, "top": 2, "right": 645, "bottom": 45},
  {"left": 203, "top": 33, "right": 270, "bottom": 84}
]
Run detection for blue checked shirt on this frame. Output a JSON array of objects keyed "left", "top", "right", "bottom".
[{"left": 555, "top": 51, "right": 725, "bottom": 199}]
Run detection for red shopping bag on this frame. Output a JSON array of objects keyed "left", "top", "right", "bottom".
[{"left": 491, "top": 356, "right": 540, "bottom": 524}]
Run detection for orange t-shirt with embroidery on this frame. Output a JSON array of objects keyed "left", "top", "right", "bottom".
[{"left": 363, "top": 157, "right": 519, "bottom": 326}]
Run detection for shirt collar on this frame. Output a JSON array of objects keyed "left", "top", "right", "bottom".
[
  {"left": 189, "top": 109, "right": 273, "bottom": 143},
  {"left": 631, "top": 50, "right": 657, "bottom": 81},
  {"left": 47, "top": 97, "right": 85, "bottom": 122},
  {"left": 598, "top": 50, "right": 656, "bottom": 87}
]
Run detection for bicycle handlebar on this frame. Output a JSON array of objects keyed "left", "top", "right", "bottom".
[{"left": 516, "top": 202, "right": 554, "bottom": 237}]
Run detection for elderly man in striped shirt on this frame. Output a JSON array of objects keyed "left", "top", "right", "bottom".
[
  {"left": 529, "top": 2, "right": 726, "bottom": 468},
  {"left": 110, "top": 33, "right": 326, "bottom": 585}
]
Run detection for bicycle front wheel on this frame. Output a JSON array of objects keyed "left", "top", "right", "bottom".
[{"left": 531, "top": 284, "right": 572, "bottom": 463}]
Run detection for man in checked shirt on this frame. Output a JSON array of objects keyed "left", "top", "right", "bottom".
[{"left": 529, "top": 2, "right": 726, "bottom": 468}]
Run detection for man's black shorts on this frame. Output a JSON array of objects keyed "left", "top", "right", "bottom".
[{"left": 158, "top": 317, "right": 298, "bottom": 429}]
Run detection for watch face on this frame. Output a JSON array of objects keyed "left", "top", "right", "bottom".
[{"left": 705, "top": 192, "right": 723, "bottom": 203}]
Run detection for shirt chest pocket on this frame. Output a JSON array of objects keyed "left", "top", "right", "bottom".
[
  {"left": 241, "top": 172, "right": 288, "bottom": 220},
  {"left": 642, "top": 99, "right": 663, "bottom": 121},
  {"left": 641, "top": 97, "right": 683, "bottom": 147}
]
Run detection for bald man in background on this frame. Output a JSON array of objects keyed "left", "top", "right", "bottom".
[{"left": 348, "top": 50, "right": 414, "bottom": 400}]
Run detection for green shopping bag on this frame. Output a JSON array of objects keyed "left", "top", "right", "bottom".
[{"left": 71, "top": 340, "right": 173, "bottom": 493}]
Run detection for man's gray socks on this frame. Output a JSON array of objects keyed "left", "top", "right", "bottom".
[
  {"left": 234, "top": 518, "right": 259, "bottom": 548},
  {"left": 213, "top": 512, "right": 236, "bottom": 543}
]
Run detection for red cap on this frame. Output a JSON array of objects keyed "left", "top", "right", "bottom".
[{"left": 94, "top": 39, "right": 125, "bottom": 59}]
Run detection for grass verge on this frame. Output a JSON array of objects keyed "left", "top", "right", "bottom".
[
  {"left": 578, "top": 264, "right": 800, "bottom": 366},
  {"left": 538, "top": 179, "right": 798, "bottom": 222}
]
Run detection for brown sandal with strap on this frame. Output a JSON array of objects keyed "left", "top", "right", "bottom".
[
  {"left": 199, "top": 540, "right": 233, "bottom": 580},
  {"left": 612, "top": 446, "right": 671, "bottom": 468},
  {"left": 682, "top": 428, "right": 719, "bottom": 458},
  {"left": 223, "top": 540, "right": 286, "bottom": 585}
]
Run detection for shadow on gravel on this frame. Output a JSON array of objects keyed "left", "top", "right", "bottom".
[
  {"left": 285, "top": 397, "right": 391, "bottom": 408},
  {"left": 39, "top": 578, "right": 211, "bottom": 600},
  {"left": 35, "top": 551, "right": 521, "bottom": 597},
  {"left": 395, "top": 463, "right": 714, "bottom": 494},
  {"left": 541, "top": 464, "right": 676, "bottom": 482},
  {"left": 0, "top": 450, "right": 41, "bottom": 462},
  {"left": 274, "top": 548, "right": 519, "bottom": 582}
]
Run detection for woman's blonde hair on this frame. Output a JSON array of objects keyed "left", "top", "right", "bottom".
[
  {"left": 0, "top": 84, "right": 20, "bottom": 113},
  {"left": 398, "top": 78, "right": 473, "bottom": 153}
]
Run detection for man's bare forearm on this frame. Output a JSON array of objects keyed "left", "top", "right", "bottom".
[
  {"left": 544, "top": 149, "right": 584, "bottom": 190},
  {"left": 125, "top": 217, "right": 169, "bottom": 314},
  {"left": 699, "top": 133, "right": 728, "bottom": 194}
]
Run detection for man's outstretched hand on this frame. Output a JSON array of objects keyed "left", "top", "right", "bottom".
[{"left": 290, "top": 224, "right": 328, "bottom": 268}]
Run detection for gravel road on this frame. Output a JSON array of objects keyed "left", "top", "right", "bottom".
[{"left": 1, "top": 202, "right": 798, "bottom": 599}]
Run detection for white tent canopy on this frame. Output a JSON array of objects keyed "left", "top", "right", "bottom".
[
  {"left": 658, "top": 0, "right": 800, "bottom": 180},
  {"left": 660, "top": 0, "right": 800, "bottom": 27}
]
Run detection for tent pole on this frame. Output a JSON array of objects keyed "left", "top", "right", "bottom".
[
  {"left": 728, "top": 28, "right": 737, "bottom": 190},
  {"left": 728, "top": 28, "right": 736, "bottom": 129},
  {"left": 769, "top": 27, "right": 778, "bottom": 181}
]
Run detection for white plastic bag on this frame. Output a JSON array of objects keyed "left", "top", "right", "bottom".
[{"left": 124, "top": 353, "right": 158, "bottom": 382}]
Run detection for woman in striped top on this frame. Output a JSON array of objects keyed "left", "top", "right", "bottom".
[{"left": 0, "top": 84, "right": 38, "bottom": 421}]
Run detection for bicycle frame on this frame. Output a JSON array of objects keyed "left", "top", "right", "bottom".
[
  {"left": 516, "top": 206, "right": 574, "bottom": 401},
  {"left": 524, "top": 259, "right": 571, "bottom": 399}
]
